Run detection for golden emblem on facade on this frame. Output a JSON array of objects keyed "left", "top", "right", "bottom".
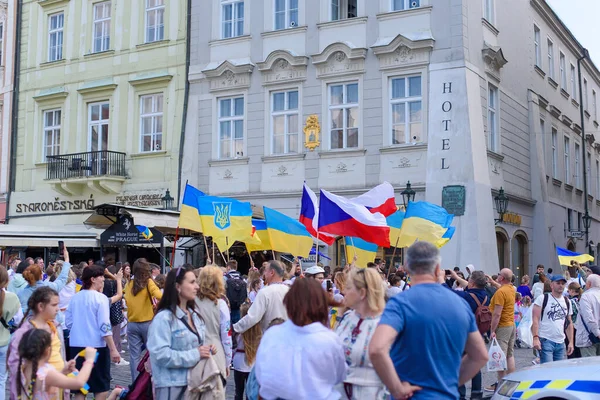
[{"left": 303, "top": 115, "right": 321, "bottom": 151}]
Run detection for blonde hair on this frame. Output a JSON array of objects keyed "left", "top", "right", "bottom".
[
  {"left": 53, "top": 260, "right": 76, "bottom": 284},
  {"left": 198, "top": 265, "right": 225, "bottom": 303},
  {"left": 334, "top": 271, "right": 346, "bottom": 293},
  {"left": 349, "top": 268, "right": 385, "bottom": 313},
  {"left": 240, "top": 303, "right": 261, "bottom": 365}
]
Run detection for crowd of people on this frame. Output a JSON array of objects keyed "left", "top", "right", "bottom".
[{"left": 0, "top": 242, "right": 598, "bottom": 400}]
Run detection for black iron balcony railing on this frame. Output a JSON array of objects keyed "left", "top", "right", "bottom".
[{"left": 46, "top": 150, "right": 126, "bottom": 180}]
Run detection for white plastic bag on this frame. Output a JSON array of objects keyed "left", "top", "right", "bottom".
[
  {"left": 518, "top": 307, "right": 533, "bottom": 348},
  {"left": 487, "top": 338, "right": 507, "bottom": 372}
]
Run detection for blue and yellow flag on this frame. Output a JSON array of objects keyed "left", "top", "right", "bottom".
[
  {"left": 400, "top": 201, "right": 454, "bottom": 244},
  {"left": 246, "top": 219, "right": 271, "bottom": 252},
  {"left": 557, "top": 247, "right": 594, "bottom": 266},
  {"left": 198, "top": 195, "right": 253, "bottom": 252},
  {"left": 435, "top": 226, "right": 456, "bottom": 249},
  {"left": 387, "top": 210, "right": 416, "bottom": 248},
  {"left": 346, "top": 237, "right": 378, "bottom": 268},
  {"left": 178, "top": 184, "right": 206, "bottom": 232},
  {"left": 136, "top": 225, "right": 154, "bottom": 240},
  {"left": 264, "top": 207, "right": 313, "bottom": 258}
]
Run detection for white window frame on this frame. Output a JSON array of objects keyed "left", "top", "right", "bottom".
[
  {"left": 487, "top": 83, "right": 499, "bottom": 152},
  {"left": 48, "top": 12, "right": 64, "bottom": 62},
  {"left": 390, "top": 75, "right": 422, "bottom": 145},
  {"left": 43, "top": 109, "right": 61, "bottom": 158},
  {"left": 328, "top": 82, "right": 359, "bottom": 150},
  {"left": 551, "top": 127, "right": 558, "bottom": 179},
  {"left": 540, "top": 118, "right": 546, "bottom": 163},
  {"left": 270, "top": 89, "right": 299, "bottom": 155},
  {"left": 88, "top": 101, "right": 110, "bottom": 152},
  {"left": 570, "top": 64, "right": 577, "bottom": 98},
  {"left": 145, "top": 0, "right": 165, "bottom": 43},
  {"left": 274, "top": 0, "right": 298, "bottom": 30},
  {"left": 547, "top": 38, "right": 554, "bottom": 79},
  {"left": 93, "top": 1, "right": 111, "bottom": 53},
  {"left": 593, "top": 89, "right": 598, "bottom": 120},
  {"left": 0, "top": 23, "right": 4, "bottom": 66},
  {"left": 140, "top": 94, "right": 164, "bottom": 153},
  {"left": 575, "top": 143, "right": 581, "bottom": 188},
  {"left": 330, "top": 0, "right": 357, "bottom": 21},
  {"left": 587, "top": 151, "right": 591, "bottom": 191},
  {"left": 222, "top": 0, "right": 244, "bottom": 38},
  {"left": 483, "top": 0, "right": 494, "bottom": 24},
  {"left": 596, "top": 160, "right": 600, "bottom": 199},
  {"left": 564, "top": 136, "right": 570, "bottom": 184},
  {"left": 391, "top": 0, "right": 420, "bottom": 12},
  {"left": 560, "top": 52, "right": 566, "bottom": 89},
  {"left": 534, "top": 25, "right": 541, "bottom": 67},
  {"left": 218, "top": 96, "right": 245, "bottom": 159},
  {"left": 583, "top": 78, "right": 588, "bottom": 110}
]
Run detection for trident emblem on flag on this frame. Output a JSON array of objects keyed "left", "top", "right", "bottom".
[{"left": 213, "top": 202, "right": 231, "bottom": 230}]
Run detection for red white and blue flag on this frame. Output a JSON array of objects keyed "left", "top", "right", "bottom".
[
  {"left": 351, "top": 182, "right": 397, "bottom": 217},
  {"left": 300, "top": 183, "right": 336, "bottom": 245},
  {"left": 318, "top": 189, "right": 390, "bottom": 247}
]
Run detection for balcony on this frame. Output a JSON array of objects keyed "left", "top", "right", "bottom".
[{"left": 46, "top": 150, "right": 127, "bottom": 196}]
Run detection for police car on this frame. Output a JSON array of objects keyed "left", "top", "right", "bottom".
[{"left": 491, "top": 357, "right": 600, "bottom": 399}]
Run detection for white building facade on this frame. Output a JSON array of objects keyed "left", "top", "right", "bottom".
[{"left": 183, "top": 0, "right": 600, "bottom": 277}]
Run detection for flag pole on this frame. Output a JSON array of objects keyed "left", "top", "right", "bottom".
[
  {"left": 203, "top": 235, "right": 210, "bottom": 263},
  {"left": 349, "top": 236, "right": 357, "bottom": 264},
  {"left": 343, "top": 237, "right": 349, "bottom": 266},
  {"left": 170, "top": 226, "right": 180, "bottom": 267},
  {"left": 387, "top": 237, "right": 400, "bottom": 279},
  {"left": 316, "top": 231, "right": 320, "bottom": 265},
  {"left": 226, "top": 237, "right": 230, "bottom": 262},
  {"left": 271, "top": 249, "right": 276, "bottom": 260},
  {"left": 212, "top": 240, "right": 215, "bottom": 265}
]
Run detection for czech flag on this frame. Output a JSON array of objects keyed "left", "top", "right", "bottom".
[
  {"left": 246, "top": 219, "right": 271, "bottom": 252},
  {"left": 264, "top": 207, "right": 314, "bottom": 257},
  {"left": 400, "top": 201, "right": 454, "bottom": 244},
  {"left": 318, "top": 189, "right": 390, "bottom": 247},
  {"left": 351, "top": 182, "right": 397, "bottom": 217},
  {"left": 178, "top": 183, "right": 206, "bottom": 233},
  {"left": 300, "top": 183, "right": 336, "bottom": 245},
  {"left": 557, "top": 247, "right": 594, "bottom": 266},
  {"left": 136, "top": 225, "right": 153, "bottom": 240},
  {"left": 345, "top": 237, "right": 378, "bottom": 268}
]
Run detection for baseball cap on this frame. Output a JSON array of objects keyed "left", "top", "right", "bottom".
[
  {"left": 551, "top": 275, "right": 567, "bottom": 283},
  {"left": 304, "top": 266, "right": 325, "bottom": 276}
]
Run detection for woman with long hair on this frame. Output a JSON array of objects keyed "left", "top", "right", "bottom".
[
  {"left": 195, "top": 266, "right": 232, "bottom": 388},
  {"left": 247, "top": 279, "right": 261, "bottom": 304},
  {"left": 8, "top": 287, "right": 70, "bottom": 400},
  {"left": 102, "top": 267, "right": 125, "bottom": 364},
  {"left": 65, "top": 265, "right": 121, "bottom": 400},
  {"left": 254, "top": 278, "right": 346, "bottom": 399},
  {"left": 147, "top": 265, "right": 215, "bottom": 400},
  {"left": 0, "top": 265, "right": 20, "bottom": 399},
  {"left": 233, "top": 302, "right": 261, "bottom": 400},
  {"left": 123, "top": 258, "right": 162, "bottom": 381},
  {"left": 335, "top": 268, "right": 387, "bottom": 399}
]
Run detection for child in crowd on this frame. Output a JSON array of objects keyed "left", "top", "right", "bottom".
[
  {"left": 233, "top": 303, "right": 262, "bottom": 400},
  {"left": 514, "top": 292, "right": 523, "bottom": 348},
  {"left": 567, "top": 282, "right": 583, "bottom": 359}
]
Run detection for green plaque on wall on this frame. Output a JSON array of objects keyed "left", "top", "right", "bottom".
[{"left": 442, "top": 185, "right": 465, "bottom": 216}]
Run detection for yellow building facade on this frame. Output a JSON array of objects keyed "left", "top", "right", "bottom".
[{"left": 7, "top": 0, "right": 187, "bottom": 237}]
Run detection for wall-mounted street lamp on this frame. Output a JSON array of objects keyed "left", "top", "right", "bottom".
[
  {"left": 401, "top": 181, "right": 416, "bottom": 209},
  {"left": 494, "top": 187, "right": 509, "bottom": 225},
  {"left": 161, "top": 189, "right": 174, "bottom": 210}
]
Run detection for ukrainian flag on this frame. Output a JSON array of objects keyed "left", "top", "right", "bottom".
[
  {"left": 246, "top": 219, "right": 271, "bottom": 252},
  {"left": 136, "top": 225, "right": 153, "bottom": 240},
  {"left": 178, "top": 184, "right": 206, "bottom": 232},
  {"left": 435, "top": 226, "right": 456, "bottom": 249},
  {"left": 557, "top": 247, "right": 594, "bottom": 266},
  {"left": 346, "top": 237, "right": 378, "bottom": 268},
  {"left": 387, "top": 210, "right": 417, "bottom": 248},
  {"left": 400, "top": 201, "right": 454, "bottom": 244},
  {"left": 197, "top": 195, "right": 253, "bottom": 252},
  {"left": 264, "top": 207, "right": 313, "bottom": 258}
]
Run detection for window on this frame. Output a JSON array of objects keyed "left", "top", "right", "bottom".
[
  {"left": 564, "top": 136, "right": 570, "bottom": 184},
  {"left": 567, "top": 209, "right": 572, "bottom": 231},
  {"left": 329, "top": 82, "right": 359, "bottom": 149},
  {"left": 275, "top": 0, "right": 298, "bottom": 30},
  {"left": 583, "top": 78, "right": 588, "bottom": 110},
  {"left": 560, "top": 52, "right": 566, "bottom": 89},
  {"left": 392, "top": 0, "right": 420, "bottom": 11},
  {"left": 575, "top": 143, "right": 581, "bottom": 188},
  {"left": 390, "top": 76, "right": 422, "bottom": 144},
  {"left": 578, "top": 212, "right": 582, "bottom": 231},
  {"left": 331, "top": 0, "right": 357, "bottom": 21},
  {"left": 540, "top": 118, "right": 546, "bottom": 161},
  {"left": 0, "top": 23, "right": 3, "bottom": 65},
  {"left": 218, "top": 97, "right": 244, "bottom": 159},
  {"left": 593, "top": 90, "right": 598, "bottom": 120},
  {"left": 534, "top": 25, "right": 541, "bottom": 67},
  {"left": 271, "top": 90, "right": 299, "bottom": 154},
  {"left": 547, "top": 39, "right": 554, "bottom": 79},
  {"left": 88, "top": 102, "right": 110, "bottom": 152},
  {"left": 43, "top": 109, "right": 61, "bottom": 158},
  {"left": 551, "top": 128, "right": 558, "bottom": 178},
  {"left": 483, "top": 0, "right": 494, "bottom": 23},
  {"left": 145, "top": 0, "right": 165, "bottom": 43},
  {"left": 222, "top": 0, "right": 244, "bottom": 38},
  {"left": 596, "top": 160, "right": 599, "bottom": 198},
  {"left": 487, "top": 84, "right": 498, "bottom": 152},
  {"left": 48, "top": 13, "right": 64, "bottom": 62},
  {"left": 587, "top": 152, "right": 591, "bottom": 190},
  {"left": 93, "top": 2, "right": 111, "bottom": 53},
  {"left": 140, "top": 94, "right": 163, "bottom": 152},
  {"left": 570, "top": 64, "right": 577, "bottom": 98}
]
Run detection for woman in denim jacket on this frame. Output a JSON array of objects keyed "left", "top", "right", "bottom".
[{"left": 148, "top": 265, "right": 216, "bottom": 400}]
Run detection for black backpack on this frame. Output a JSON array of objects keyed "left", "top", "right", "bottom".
[{"left": 226, "top": 276, "right": 247, "bottom": 311}]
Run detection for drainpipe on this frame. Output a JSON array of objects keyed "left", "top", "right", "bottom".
[
  {"left": 176, "top": 0, "right": 192, "bottom": 209},
  {"left": 577, "top": 49, "right": 590, "bottom": 255},
  {"left": 6, "top": 0, "right": 23, "bottom": 225}
]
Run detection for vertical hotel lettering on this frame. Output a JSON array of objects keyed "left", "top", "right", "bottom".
[{"left": 441, "top": 82, "right": 452, "bottom": 170}]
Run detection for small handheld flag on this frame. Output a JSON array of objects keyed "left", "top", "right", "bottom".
[{"left": 556, "top": 247, "right": 594, "bottom": 266}]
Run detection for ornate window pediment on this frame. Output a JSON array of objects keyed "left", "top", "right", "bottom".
[
  {"left": 202, "top": 59, "right": 255, "bottom": 92},
  {"left": 311, "top": 42, "right": 367, "bottom": 79},
  {"left": 257, "top": 50, "right": 309, "bottom": 86},
  {"left": 482, "top": 43, "right": 508, "bottom": 81},
  {"left": 371, "top": 33, "right": 434, "bottom": 70}
]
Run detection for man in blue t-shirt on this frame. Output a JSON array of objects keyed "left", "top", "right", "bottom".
[{"left": 369, "top": 242, "right": 488, "bottom": 400}]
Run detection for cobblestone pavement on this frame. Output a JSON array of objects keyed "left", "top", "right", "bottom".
[{"left": 6, "top": 340, "right": 537, "bottom": 399}]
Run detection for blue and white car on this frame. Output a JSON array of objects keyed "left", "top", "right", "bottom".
[{"left": 492, "top": 357, "right": 600, "bottom": 399}]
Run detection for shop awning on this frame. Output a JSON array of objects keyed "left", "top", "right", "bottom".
[
  {"left": 84, "top": 203, "right": 181, "bottom": 236},
  {"left": 0, "top": 225, "right": 100, "bottom": 248}
]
